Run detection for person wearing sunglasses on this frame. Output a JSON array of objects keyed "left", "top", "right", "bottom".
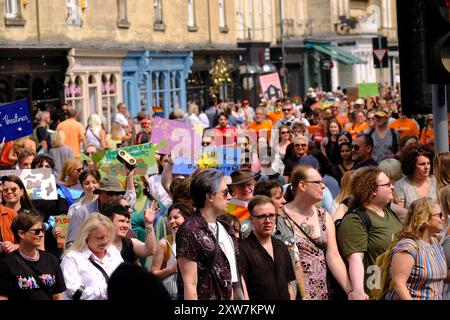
[
  {"left": 177, "top": 169, "right": 248, "bottom": 300},
  {"left": 352, "top": 134, "right": 378, "bottom": 170},
  {"left": 276, "top": 125, "right": 292, "bottom": 162},
  {"left": 239, "top": 195, "right": 296, "bottom": 300},
  {"left": 283, "top": 135, "right": 309, "bottom": 183},
  {"left": 0, "top": 211, "right": 66, "bottom": 300},
  {"left": 66, "top": 175, "right": 126, "bottom": 248},
  {"left": 383, "top": 198, "right": 447, "bottom": 300}
]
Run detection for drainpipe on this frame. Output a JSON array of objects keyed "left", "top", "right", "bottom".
[
  {"left": 35, "top": 0, "right": 41, "bottom": 42},
  {"left": 207, "top": 0, "right": 212, "bottom": 44}
]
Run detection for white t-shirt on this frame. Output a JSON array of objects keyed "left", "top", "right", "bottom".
[
  {"left": 113, "top": 112, "right": 129, "bottom": 136},
  {"left": 209, "top": 222, "right": 238, "bottom": 283}
]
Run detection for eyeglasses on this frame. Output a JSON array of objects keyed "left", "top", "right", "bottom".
[
  {"left": 294, "top": 143, "right": 307, "bottom": 148},
  {"left": 236, "top": 183, "right": 254, "bottom": 190},
  {"left": 351, "top": 144, "right": 360, "bottom": 151},
  {"left": 367, "top": 117, "right": 375, "bottom": 120},
  {"left": 303, "top": 180, "right": 325, "bottom": 186},
  {"left": 3, "top": 187, "right": 18, "bottom": 193},
  {"left": 432, "top": 212, "right": 443, "bottom": 219},
  {"left": 26, "top": 228, "right": 45, "bottom": 235},
  {"left": 377, "top": 181, "right": 392, "bottom": 188},
  {"left": 251, "top": 213, "right": 277, "bottom": 221}
]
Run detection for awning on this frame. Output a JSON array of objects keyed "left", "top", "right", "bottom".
[{"left": 306, "top": 43, "right": 367, "bottom": 65}]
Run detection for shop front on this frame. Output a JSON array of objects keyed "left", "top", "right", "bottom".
[
  {"left": 65, "top": 48, "right": 126, "bottom": 131},
  {"left": 122, "top": 51, "right": 193, "bottom": 119}
]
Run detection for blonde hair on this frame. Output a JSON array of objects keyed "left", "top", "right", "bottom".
[
  {"left": 439, "top": 185, "right": 450, "bottom": 226},
  {"left": 52, "top": 130, "right": 66, "bottom": 148},
  {"left": 396, "top": 197, "right": 439, "bottom": 241},
  {"left": 335, "top": 170, "right": 354, "bottom": 203},
  {"left": 110, "top": 123, "right": 122, "bottom": 140},
  {"left": 63, "top": 213, "right": 115, "bottom": 257},
  {"left": 60, "top": 159, "right": 82, "bottom": 182},
  {"left": 434, "top": 152, "right": 450, "bottom": 191},
  {"left": 188, "top": 103, "right": 198, "bottom": 115},
  {"left": 88, "top": 113, "right": 103, "bottom": 130}
]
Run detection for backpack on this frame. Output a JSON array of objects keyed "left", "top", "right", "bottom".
[
  {"left": 370, "top": 243, "right": 395, "bottom": 300},
  {"left": 368, "top": 127, "right": 398, "bottom": 154}
]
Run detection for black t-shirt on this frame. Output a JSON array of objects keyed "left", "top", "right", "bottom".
[
  {"left": 0, "top": 250, "right": 66, "bottom": 300},
  {"left": 121, "top": 237, "right": 137, "bottom": 264},
  {"left": 36, "top": 126, "right": 52, "bottom": 150}
]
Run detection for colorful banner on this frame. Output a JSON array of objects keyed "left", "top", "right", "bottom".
[
  {"left": 0, "top": 99, "right": 33, "bottom": 142},
  {"left": 0, "top": 168, "right": 57, "bottom": 200},
  {"left": 55, "top": 215, "right": 72, "bottom": 249},
  {"left": 150, "top": 117, "right": 201, "bottom": 156},
  {"left": 173, "top": 147, "right": 241, "bottom": 176},
  {"left": 259, "top": 73, "right": 284, "bottom": 100},
  {"left": 97, "top": 143, "right": 158, "bottom": 178},
  {"left": 358, "top": 83, "right": 379, "bottom": 98}
]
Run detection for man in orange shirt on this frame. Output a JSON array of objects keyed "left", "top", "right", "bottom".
[
  {"left": 267, "top": 99, "right": 284, "bottom": 125},
  {"left": 0, "top": 203, "right": 18, "bottom": 254},
  {"left": 56, "top": 108, "right": 87, "bottom": 158},
  {"left": 247, "top": 107, "right": 273, "bottom": 141},
  {"left": 346, "top": 110, "right": 368, "bottom": 139},
  {"left": 389, "top": 110, "right": 419, "bottom": 139}
]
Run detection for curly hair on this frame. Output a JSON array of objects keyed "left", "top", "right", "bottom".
[
  {"left": 399, "top": 142, "right": 434, "bottom": 178},
  {"left": 434, "top": 151, "right": 450, "bottom": 191},
  {"left": 395, "top": 197, "right": 439, "bottom": 241},
  {"left": 350, "top": 167, "right": 382, "bottom": 208}
]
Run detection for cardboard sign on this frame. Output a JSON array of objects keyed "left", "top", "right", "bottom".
[
  {"left": 55, "top": 215, "right": 72, "bottom": 249},
  {"left": 0, "top": 168, "right": 57, "bottom": 200},
  {"left": 150, "top": 117, "right": 201, "bottom": 156},
  {"left": 358, "top": 83, "right": 379, "bottom": 98},
  {"left": 173, "top": 147, "right": 241, "bottom": 176},
  {"left": 97, "top": 143, "right": 158, "bottom": 178},
  {"left": 259, "top": 73, "right": 284, "bottom": 100},
  {"left": 0, "top": 99, "right": 33, "bottom": 142}
]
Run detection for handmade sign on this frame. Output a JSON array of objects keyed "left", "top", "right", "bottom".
[
  {"left": 0, "top": 168, "right": 57, "bottom": 200},
  {"left": 358, "top": 83, "right": 379, "bottom": 98},
  {"left": 173, "top": 147, "right": 241, "bottom": 176},
  {"left": 0, "top": 99, "right": 33, "bottom": 142},
  {"left": 97, "top": 142, "right": 159, "bottom": 178},
  {"left": 150, "top": 117, "right": 201, "bottom": 157},
  {"left": 259, "top": 73, "right": 283, "bottom": 100},
  {"left": 55, "top": 215, "right": 72, "bottom": 249}
]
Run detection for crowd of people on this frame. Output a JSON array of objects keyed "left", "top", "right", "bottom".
[{"left": 1, "top": 84, "right": 450, "bottom": 301}]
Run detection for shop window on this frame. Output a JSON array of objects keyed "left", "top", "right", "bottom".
[
  {"left": 0, "top": 81, "right": 10, "bottom": 103},
  {"left": 65, "top": 76, "right": 84, "bottom": 122},
  {"left": 67, "top": 0, "right": 82, "bottom": 26},
  {"left": 138, "top": 74, "right": 149, "bottom": 112},
  {"left": 151, "top": 71, "right": 166, "bottom": 111},
  {"left": 154, "top": 0, "right": 165, "bottom": 31},
  {"left": 169, "top": 71, "right": 182, "bottom": 109},
  {"left": 218, "top": 0, "right": 228, "bottom": 33},
  {"left": 100, "top": 74, "right": 118, "bottom": 132},
  {"left": 5, "top": 0, "right": 25, "bottom": 26},
  {"left": 187, "top": 0, "right": 197, "bottom": 31},
  {"left": 117, "top": 0, "right": 130, "bottom": 28}
]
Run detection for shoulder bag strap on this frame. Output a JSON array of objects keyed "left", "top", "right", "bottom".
[
  {"left": 283, "top": 210, "right": 322, "bottom": 249},
  {"left": 88, "top": 255, "right": 110, "bottom": 283},
  {"left": 89, "top": 128, "right": 102, "bottom": 144}
]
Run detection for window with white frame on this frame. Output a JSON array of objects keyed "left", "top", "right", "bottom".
[
  {"left": 218, "top": 0, "right": 228, "bottom": 32},
  {"left": 187, "top": 0, "right": 197, "bottom": 30},
  {"left": 101, "top": 74, "right": 117, "bottom": 133},
  {"left": 67, "top": 0, "right": 82, "bottom": 26},
  {"left": 6, "top": 0, "right": 20, "bottom": 18},
  {"left": 65, "top": 76, "right": 84, "bottom": 121}
]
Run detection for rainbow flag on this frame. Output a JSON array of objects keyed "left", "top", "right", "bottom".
[
  {"left": 152, "top": 106, "right": 164, "bottom": 117},
  {"left": 227, "top": 199, "right": 249, "bottom": 222}
]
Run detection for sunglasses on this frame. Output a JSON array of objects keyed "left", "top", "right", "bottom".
[
  {"left": 282, "top": 109, "right": 292, "bottom": 112},
  {"left": 294, "top": 143, "right": 307, "bottom": 148},
  {"left": 76, "top": 168, "right": 83, "bottom": 172},
  {"left": 351, "top": 144, "right": 360, "bottom": 151},
  {"left": 26, "top": 228, "right": 45, "bottom": 235},
  {"left": 280, "top": 131, "right": 290, "bottom": 134},
  {"left": 122, "top": 205, "right": 131, "bottom": 211},
  {"left": 106, "top": 191, "right": 125, "bottom": 196},
  {"left": 432, "top": 212, "right": 443, "bottom": 219},
  {"left": 202, "top": 141, "right": 211, "bottom": 146}
]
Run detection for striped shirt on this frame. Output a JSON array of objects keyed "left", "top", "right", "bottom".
[{"left": 386, "top": 238, "right": 447, "bottom": 300}]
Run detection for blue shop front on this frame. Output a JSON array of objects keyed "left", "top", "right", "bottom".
[{"left": 122, "top": 51, "right": 193, "bottom": 118}]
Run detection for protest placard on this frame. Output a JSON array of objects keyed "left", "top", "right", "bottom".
[
  {"left": 173, "top": 147, "right": 241, "bottom": 175},
  {"left": 346, "top": 86, "right": 358, "bottom": 102},
  {"left": 259, "top": 73, "right": 283, "bottom": 100},
  {"left": 150, "top": 117, "right": 201, "bottom": 156},
  {"left": 358, "top": 83, "right": 379, "bottom": 98},
  {"left": 0, "top": 168, "right": 57, "bottom": 200},
  {"left": 0, "top": 99, "right": 33, "bottom": 142},
  {"left": 55, "top": 215, "right": 72, "bottom": 249},
  {"left": 97, "top": 142, "right": 158, "bottom": 178}
]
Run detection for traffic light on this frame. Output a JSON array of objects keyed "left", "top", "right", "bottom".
[
  {"left": 396, "top": 0, "right": 433, "bottom": 115},
  {"left": 425, "top": 0, "right": 450, "bottom": 84}
]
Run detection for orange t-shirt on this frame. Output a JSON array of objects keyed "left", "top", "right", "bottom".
[
  {"left": 247, "top": 120, "right": 273, "bottom": 140},
  {"left": 389, "top": 118, "right": 419, "bottom": 138},
  {"left": 0, "top": 205, "right": 17, "bottom": 243},
  {"left": 419, "top": 127, "right": 434, "bottom": 145},
  {"left": 267, "top": 111, "right": 284, "bottom": 126},
  {"left": 348, "top": 122, "right": 369, "bottom": 139},
  {"left": 56, "top": 118, "right": 85, "bottom": 157},
  {"left": 336, "top": 113, "right": 349, "bottom": 129}
]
